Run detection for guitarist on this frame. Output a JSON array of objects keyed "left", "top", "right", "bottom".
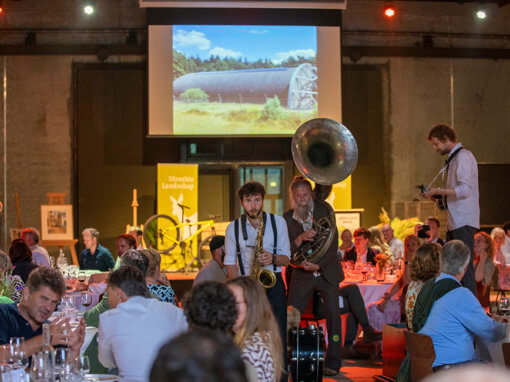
[{"left": 422, "top": 124, "right": 479, "bottom": 296}]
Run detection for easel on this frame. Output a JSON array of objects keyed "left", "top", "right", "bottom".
[
  {"left": 39, "top": 193, "right": 79, "bottom": 266},
  {"left": 126, "top": 189, "right": 145, "bottom": 248}
]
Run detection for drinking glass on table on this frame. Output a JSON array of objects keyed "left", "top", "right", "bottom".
[
  {"left": 30, "top": 351, "right": 52, "bottom": 382},
  {"left": 498, "top": 295, "right": 510, "bottom": 316},
  {"left": 74, "top": 355, "right": 90, "bottom": 377},
  {"left": 80, "top": 291, "right": 92, "bottom": 310},
  {"left": 78, "top": 271, "right": 86, "bottom": 284},
  {"left": 9, "top": 337, "right": 28, "bottom": 370},
  {"left": 54, "top": 347, "right": 73, "bottom": 379}
]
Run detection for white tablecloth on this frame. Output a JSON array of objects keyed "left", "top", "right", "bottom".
[
  {"left": 475, "top": 324, "right": 509, "bottom": 365},
  {"left": 341, "top": 279, "right": 393, "bottom": 307}
]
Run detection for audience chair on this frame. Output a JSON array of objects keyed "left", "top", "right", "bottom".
[
  {"left": 403, "top": 331, "right": 435, "bottom": 382},
  {"left": 502, "top": 342, "right": 510, "bottom": 368}
]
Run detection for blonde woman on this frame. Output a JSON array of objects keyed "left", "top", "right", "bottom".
[
  {"left": 369, "top": 226, "right": 393, "bottom": 261},
  {"left": 492, "top": 228, "right": 510, "bottom": 290},
  {"left": 474, "top": 232, "right": 496, "bottom": 307},
  {"left": 227, "top": 277, "right": 282, "bottom": 382},
  {"left": 142, "top": 249, "right": 176, "bottom": 305}
]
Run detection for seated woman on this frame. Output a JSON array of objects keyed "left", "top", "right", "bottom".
[
  {"left": 492, "top": 227, "right": 510, "bottom": 291},
  {"left": 474, "top": 232, "right": 496, "bottom": 308},
  {"left": 367, "top": 234, "right": 420, "bottom": 331},
  {"left": 405, "top": 243, "right": 441, "bottom": 330},
  {"left": 0, "top": 250, "right": 24, "bottom": 303},
  {"left": 143, "top": 249, "right": 176, "bottom": 305},
  {"left": 9, "top": 238, "right": 38, "bottom": 283},
  {"left": 227, "top": 277, "right": 282, "bottom": 382},
  {"left": 368, "top": 226, "right": 393, "bottom": 261}
]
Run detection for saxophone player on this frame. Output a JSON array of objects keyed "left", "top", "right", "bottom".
[
  {"left": 224, "top": 181, "right": 291, "bottom": 372},
  {"left": 283, "top": 176, "right": 343, "bottom": 377}
]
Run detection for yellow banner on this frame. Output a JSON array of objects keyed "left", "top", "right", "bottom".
[
  {"left": 157, "top": 163, "right": 199, "bottom": 271},
  {"left": 326, "top": 176, "right": 352, "bottom": 210}
]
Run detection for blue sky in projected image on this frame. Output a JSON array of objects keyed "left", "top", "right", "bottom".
[{"left": 172, "top": 25, "right": 316, "bottom": 64}]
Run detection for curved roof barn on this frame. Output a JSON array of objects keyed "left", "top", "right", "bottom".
[{"left": 173, "top": 63, "right": 317, "bottom": 110}]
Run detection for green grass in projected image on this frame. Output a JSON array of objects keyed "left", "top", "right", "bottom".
[{"left": 173, "top": 100, "right": 317, "bottom": 135}]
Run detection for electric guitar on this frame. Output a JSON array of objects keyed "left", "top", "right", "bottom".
[{"left": 417, "top": 184, "right": 448, "bottom": 211}]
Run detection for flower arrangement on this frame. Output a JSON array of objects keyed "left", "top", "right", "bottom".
[
  {"left": 1, "top": 271, "right": 23, "bottom": 304},
  {"left": 375, "top": 253, "right": 390, "bottom": 269},
  {"left": 378, "top": 207, "right": 422, "bottom": 241}
]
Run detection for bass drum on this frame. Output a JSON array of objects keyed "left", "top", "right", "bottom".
[{"left": 288, "top": 325, "right": 325, "bottom": 382}]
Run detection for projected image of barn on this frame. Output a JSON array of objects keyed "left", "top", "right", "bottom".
[{"left": 173, "top": 63, "right": 317, "bottom": 110}]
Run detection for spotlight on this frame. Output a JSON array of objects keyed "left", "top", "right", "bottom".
[
  {"left": 476, "top": 8, "right": 487, "bottom": 19},
  {"left": 384, "top": 2, "right": 396, "bottom": 18},
  {"left": 83, "top": 2, "right": 95, "bottom": 15},
  {"left": 0, "top": 1, "right": 4, "bottom": 14}
]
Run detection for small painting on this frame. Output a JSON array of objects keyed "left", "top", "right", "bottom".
[{"left": 40, "top": 205, "right": 74, "bottom": 240}]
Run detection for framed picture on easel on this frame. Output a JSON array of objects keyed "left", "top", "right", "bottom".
[{"left": 40, "top": 204, "right": 74, "bottom": 241}]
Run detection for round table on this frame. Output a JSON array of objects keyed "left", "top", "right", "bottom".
[{"left": 341, "top": 277, "right": 395, "bottom": 307}]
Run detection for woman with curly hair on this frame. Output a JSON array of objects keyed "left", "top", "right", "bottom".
[
  {"left": 405, "top": 243, "right": 441, "bottom": 330},
  {"left": 474, "top": 232, "right": 496, "bottom": 308},
  {"left": 227, "top": 277, "right": 283, "bottom": 382}
]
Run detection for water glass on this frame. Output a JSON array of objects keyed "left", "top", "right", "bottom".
[
  {"left": 10, "top": 338, "right": 28, "bottom": 370},
  {"left": 30, "top": 351, "right": 52, "bottom": 382},
  {"left": 74, "top": 355, "right": 90, "bottom": 376},
  {"left": 498, "top": 295, "right": 510, "bottom": 316}
]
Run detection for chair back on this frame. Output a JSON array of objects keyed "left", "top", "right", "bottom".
[
  {"left": 503, "top": 342, "right": 510, "bottom": 368},
  {"left": 404, "top": 331, "right": 435, "bottom": 382}
]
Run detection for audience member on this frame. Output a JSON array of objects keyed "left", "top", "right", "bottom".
[
  {"left": 128, "top": 226, "right": 144, "bottom": 250},
  {"left": 150, "top": 329, "right": 248, "bottom": 382},
  {"left": 421, "top": 364, "right": 510, "bottom": 382},
  {"left": 367, "top": 235, "right": 420, "bottom": 330},
  {"left": 193, "top": 235, "right": 227, "bottom": 286},
  {"left": 417, "top": 240, "right": 506, "bottom": 370},
  {"left": 114, "top": 233, "right": 136, "bottom": 268},
  {"left": 227, "top": 277, "right": 283, "bottom": 382},
  {"left": 0, "top": 267, "right": 84, "bottom": 357},
  {"left": 98, "top": 266, "right": 187, "bottom": 381},
  {"left": 144, "top": 249, "right": 176, "bottom": 305},
  {"left": 9, "top": 238, "right": 38, "bottom": 283},
  {"left": 382, "top": 224, "right": 404, "bottom": 259},
  {"left": 343, "top": 228, "right": 377, "bottom": 265},
  {"left": 473, "top": 232, "right": 496, "bottom": 308},
  {"left": 20, "top": 228, "right": 51, "bottom": 267},
  {"left": 425, "top": 217, "right": 445, "bottom": 245},
  {"left": 501, "top": 221, "right": 510, "bottom": 262},
  {"left": 0, "top": 251, "right": 24, "bottom": 303},
  {"left": 79, "top": 228, "right": 115, "bottom": 271},
  {"left": 492, "top": 227, "right": 510, "bottom": 290},
  {"left": 182, "top": 281, "right": 237, "bottom": 333},
  {"left": 338, "top": 229, "right": 354, "bottom": 258},
  {"left": 405, "top": 243, "right": 441, "bottom": 330},
  {"left": 368, "top": 226, "right": 393, "bottom": 259}
]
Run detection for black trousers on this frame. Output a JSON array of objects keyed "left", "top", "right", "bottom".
[
  {"left": 266, "top": 273, "right": 287, "bottom": 374},
  {"left": 338, "top": 284, "right": 370, "bottom": 346},
  {"left": 446, "top": 225, "right": 477, "bottom": 296},
  {"left": 288, "top": 275, "right": 342, "bottom": 371}
]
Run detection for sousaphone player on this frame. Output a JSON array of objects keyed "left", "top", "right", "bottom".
[{"left": 284, "top": 118, "right": 358, "bottom": 378}]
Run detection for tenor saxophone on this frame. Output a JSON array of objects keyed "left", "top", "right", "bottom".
[{"left": 250, "top": 215, "right": 277, "bottom": 289}]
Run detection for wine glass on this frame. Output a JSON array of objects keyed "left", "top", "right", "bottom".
[
  {"left": 30, "top": 351, "right": 52, "bottom": 382},
  {"left": 78, "top": 271, "right": 87, "bottom": 284},
  {"left": 74, "top": 355, "right": 90, "bottom": 377},
  {"left": 498, "top": 295, "right": 510, "bottom": 316},
  {"left": 10, "top": 337, "right": 28, "bottom": 370},
  {"left": 53, "top": 347, "right": 72, "bottom": 379},
  {"left": 80, "top": 291, "right": 92, "bottom": 310}
]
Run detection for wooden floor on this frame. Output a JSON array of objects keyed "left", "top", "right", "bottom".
[{"left": 325, "top": 359, "right": 382, "bottom": 382}]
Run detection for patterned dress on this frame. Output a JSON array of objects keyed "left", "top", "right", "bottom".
[
  {"left": 405, "top": 280, "right": 424, "bottom": 331},
  {"left": 147, "top": 284, "right": 176, "bottom": 305},
  {"left": 241, "top": 332, "right": 276, "bottom": 382}
]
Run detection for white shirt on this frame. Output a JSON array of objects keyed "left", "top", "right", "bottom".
[
  {"left": 389, "top": 237, "right": 404, "bottom": 259},
  {"left": 193, "top": 259, "right": 227, "bottom": 287},
  {"left": 445, "top": 142, "right": 480, "bottom": 230},
  {"left": 98, "top": 296, "right": 188, "bottom": 382},
  {"left": 224, "top": 213, "right": 290, "bottom": 275},
  {"left": 501, "top": 235, "right": 510, "bottom": 265},
  {"left": 30, "top": 244, "right": 51, "bottom": 267}
]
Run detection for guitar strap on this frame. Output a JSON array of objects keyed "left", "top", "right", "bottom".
[{"left": 445, "top": 146, "right": 464, "bottom": 172}]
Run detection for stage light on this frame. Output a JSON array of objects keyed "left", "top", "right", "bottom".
[
  {"left": 476, "top": 8, "right": 487, "bottom": 19},
  {"left": 83, "top": 2, "right": 95, "bottom": 15},
  {"left": 384, "top": 2, "right": 396, "bottom": 18},
  {"left": 0, "top": 1, "right": 4, "bottom": 14}
]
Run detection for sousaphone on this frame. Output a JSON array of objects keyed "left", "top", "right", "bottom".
[{"left": 290, "top": 118, "right": 358, "bottom": 265}]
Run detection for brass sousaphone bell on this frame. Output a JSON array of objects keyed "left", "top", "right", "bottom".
[{"left": 290, "top": 118, "right": 358, "bottom": 265}]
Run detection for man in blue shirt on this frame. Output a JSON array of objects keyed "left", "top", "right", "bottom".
[
  {"left": 79, "top": 228, "right": 115, "bottom": 271},
  {"left": 419, "top": 240, "right": 506, "bottom": 370},
  {"left": 0, "top": 266, "right": 85, "bottom": 357}
]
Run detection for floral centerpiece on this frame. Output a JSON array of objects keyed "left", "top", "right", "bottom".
[
  {"left": 375, "top": 253, "right": 389, "bottom": 281},
  {"left": 1, "top": 271, "right": 23, "bottom": 304}
]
